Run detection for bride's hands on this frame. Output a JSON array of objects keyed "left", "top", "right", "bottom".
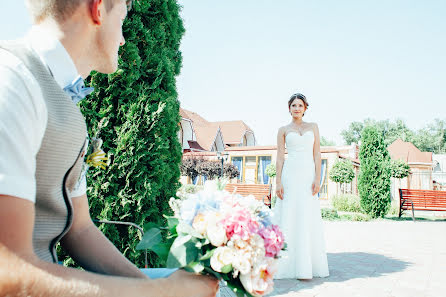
[
  {"left": 276, "top": 183, "right": 284, "bottom": 200},
  {"left": 312, "top": 179, "right": 320, "bottom": 196}
]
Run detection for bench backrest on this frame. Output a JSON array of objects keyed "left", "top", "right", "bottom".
[
  {"left": 224, "top": 183, "right": 271, "bottom": 205},
  {"left": 400, "top": 188, "right": 446, "bottom": 210}
]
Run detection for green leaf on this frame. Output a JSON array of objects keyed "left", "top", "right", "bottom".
[
  {"left": 184, "top": 261, "right": 205, "bottom": 273},
  {"left": 166, "top": 235, "right": 199, "bottom": 268},
  {"left": 136, "top": 228, "right": 162, "bottom": 250},
  {"left": 149, "top": 243, "right": 170, "bottom": 261},
  {"left": 226, "top": 282, "right": 253, "bottom": 297},
  {"left": 164, "top": 215, "right": 179, "bottom": 230},
  {"left": 199, "top": 249, "right": 215, "bottom": 261},
  {"left": 220, "top": 264, "right": 233, "bottom": 274},
  {"left": 203, "top": 266, "right": 222, "bottom": 279}
]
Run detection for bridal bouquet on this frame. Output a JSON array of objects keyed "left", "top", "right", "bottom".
[{"left": 137, "top": 180, "right": 285, "bottom": 297}]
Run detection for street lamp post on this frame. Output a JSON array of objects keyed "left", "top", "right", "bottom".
[{"left": 217, "top": 151, "right": 229, "bottom": 178}]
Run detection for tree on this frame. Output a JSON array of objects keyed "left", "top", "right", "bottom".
[
  {"left": 74, "top": 0, "right": 185, "bottom": 268},
  {"left": 358, "top": 125, "right": 392, "bottom": 218},
  {"left": 341, "top": 121, "right": 365, "bottom": 145},
  {"left": 329, "top": 159, "right": 355, "bottom": 194},
  {"left": 320, "top": 136, "right": 336, "bottom": 146},
  {"left": 341, "top": 118, "right": 415, "bottom": 146},
  {"left": 412, "top": 119, "right": 446, "bottom": 153}
]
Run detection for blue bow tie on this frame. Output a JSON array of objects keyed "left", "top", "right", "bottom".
[{"left": 63, "top": 76, "right": 95, "bottom": 104}]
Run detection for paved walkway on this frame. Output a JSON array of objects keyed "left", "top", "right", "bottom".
[{"left": 269, "top": 220, "right": 446, "bottom": 297}]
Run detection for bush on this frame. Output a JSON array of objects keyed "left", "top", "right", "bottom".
[
  {"left": 386, "top": 201, "right": 400, "bottom": 217},
  {"left": 66, "top": 0, "right": 186, "bottom": 268},
  {"left": 321, "top": 208, "right": 340, "bottom": 220},
  {"left": 331, "top": 194, "right": 362, "bottom": 213},
  {"left": 358, "top": 125, "right": 392, "bottom": 218},
  {"left": 340, "top": 213, "right": 371, "bottom": 222}
]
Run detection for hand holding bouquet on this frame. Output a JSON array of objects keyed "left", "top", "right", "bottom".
[{"left": 137, "top": 181, "right": 285, "bottom": 297}]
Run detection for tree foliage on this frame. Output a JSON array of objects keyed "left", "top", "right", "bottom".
[
  {"left": 341, "top": 118, "right": 446, "bottom": 154},
  {"left": 358, "top": 125, "right": 392, "bottom": 218},
  {"left": 389, "top": 159, "right": 411, "bottom": 179},
  {"left": 329, "top": 159, "right": 355, "bottom": 184},
  {"left": 66, "top": 0, "right": 185, "bottom": 268},
  {"left": 320, "top": 136, "right": 336, "bottom": 146}
]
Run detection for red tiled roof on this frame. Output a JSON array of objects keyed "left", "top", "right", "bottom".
[
  {"left": 387, "top": 139, "right": 432, "bottom": 164},
  {"left": 180, "top": 108, "right": 222, "bottom": 151}
]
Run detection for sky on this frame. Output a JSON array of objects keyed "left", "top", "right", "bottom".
[{"left": 2, "top": 1, "right": 445, "bottom": 145}]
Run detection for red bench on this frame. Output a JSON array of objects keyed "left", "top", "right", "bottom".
[
  {"left": 399, "top": 188, "right": 446, "bottom": 221},
  {"left": 224, "top": 183, "right": 271, "bottom": 207}
]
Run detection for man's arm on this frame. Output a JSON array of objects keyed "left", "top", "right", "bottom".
[
  {"left": 61, "top": 194, "right": 147, "bottom": 278},
  {"left": 0, "top": 195, "right": 218, "bottom": 297}
]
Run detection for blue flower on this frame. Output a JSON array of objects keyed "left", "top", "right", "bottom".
[
  {"left": 258, "top": 210, "right": 273, "bottom": 227},
  {"left": 180, "top": 192, "right": 222, "bottom": 225}
]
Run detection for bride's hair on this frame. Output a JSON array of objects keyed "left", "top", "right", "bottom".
[{"left": 288, "top": 93, "right": 309, "bottom": 110}]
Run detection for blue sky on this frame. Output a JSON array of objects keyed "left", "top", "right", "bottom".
[{"left": 2, "top": 1, "right": 445, "bottom": 145}]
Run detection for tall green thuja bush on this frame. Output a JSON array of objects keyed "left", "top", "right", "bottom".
[
  {"left": 79, "top": 0, "right": 185, "bottom": 268},
  {"left": 358, "top": 126, "right": 391, "bottom": 218}
]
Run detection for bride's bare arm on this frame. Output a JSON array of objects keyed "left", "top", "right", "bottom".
[
  {"left": 276, "top": 127, "right": 286, "bottom": 199},
  {"left": 312, "top": 123, "right": 322, "bottom": 195}
]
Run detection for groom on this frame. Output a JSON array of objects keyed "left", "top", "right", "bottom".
[{"left": 0, "top": 0, "right": 218, "bottom": 296}]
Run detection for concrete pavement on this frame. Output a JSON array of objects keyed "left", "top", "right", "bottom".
[{"left": 270, "top": 220, "right": 446, "bottom": 297}]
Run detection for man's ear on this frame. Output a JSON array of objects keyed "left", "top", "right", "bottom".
[{"left": 90, "top": 0, "right": 103, "bottom": 25}]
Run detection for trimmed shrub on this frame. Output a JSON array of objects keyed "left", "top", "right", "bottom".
[
  {"left": 265, "top": 164, "right": 276, "bottom": 178},
  {"left": 389, "top": 159, "right": 411, "bottom": 179},
  {"left": 358, "top": 126, "right": 392, "bottom": 218},
  {"left": 329, "top": 159, "right": 355, "bottom": 184},
  {"left": 331, "top": 194, "right": 362, "bottom": 213}
]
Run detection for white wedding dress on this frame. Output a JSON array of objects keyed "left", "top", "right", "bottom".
[{"left": 273, "top": 130, "right": 329, "bottom": 279}]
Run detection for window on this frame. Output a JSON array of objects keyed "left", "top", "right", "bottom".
[
  {"left": 231, "top": 157, "right": 243, "bottom": 180},
  {"left": 257, "top": 156, "right": 272, "bottom": 184},
  {"left": 319, "top": 159, "right": 328, "bottom": 199},
  {"left": 230, "top": 155, "right": 272, "bottom": 184}
]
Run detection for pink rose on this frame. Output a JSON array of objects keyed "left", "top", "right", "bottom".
[{"left": 258, "top": 224, "right": 284, "bottom": 258}]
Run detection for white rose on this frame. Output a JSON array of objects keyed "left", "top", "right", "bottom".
[
  {"left": 207, "top": 223, "right": 227, "bottom": 247},
  {"left": 192, "top": 213, "right": 208, "bottom": 235},
  {"left": 232, "top": 251, "right": 251, "bottom": 275},
  {"left": 210, "top": 247, "right": 235, "bottom": 272}
]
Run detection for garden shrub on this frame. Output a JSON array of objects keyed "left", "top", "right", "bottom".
[
  {"left": 321, "top": 208, "right": 340, "bottom": 220},
  {"left": 331, "top": 194, "right": 362, "bottom": 213}
]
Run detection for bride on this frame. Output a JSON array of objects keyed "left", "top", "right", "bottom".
[{"left": 273, "top": 93, "right": 329, "bottom": 279}]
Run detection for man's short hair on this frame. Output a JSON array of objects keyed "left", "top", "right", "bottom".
[{"left": 26, "top": 0, "right": 132, "bottom": 24}]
